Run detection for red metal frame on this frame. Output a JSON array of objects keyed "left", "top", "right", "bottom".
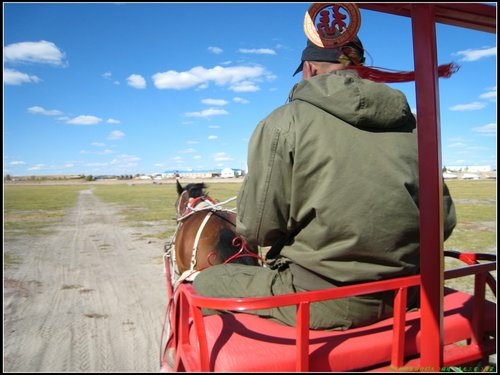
[
  {"left": 356, "top": 3, "right": 496, "bottom": 369},
  {"left": 357, "top": 3, "right": 495, "bottom": 33},
  {"left": 163, "top": 252, "right": 495, "bottom": 371},
  {"left": 161, "top": 3, "right": 497, "bottom": 372}
]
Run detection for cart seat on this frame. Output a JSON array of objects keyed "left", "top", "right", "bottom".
[{"left": 184, "top": 288, "right": 496, "bottom": 372}]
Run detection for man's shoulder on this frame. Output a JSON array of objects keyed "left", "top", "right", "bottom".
[{"left": 266, "top": 99, "right": 312, "bottom": 121}]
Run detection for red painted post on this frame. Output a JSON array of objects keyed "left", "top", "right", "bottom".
[{"left": 410, "top": 4, "right": 444, "bottom": 370}]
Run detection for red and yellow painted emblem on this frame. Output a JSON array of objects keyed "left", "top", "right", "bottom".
[{"left": 304, "top": 3, "right": 361, "bottom": 48}]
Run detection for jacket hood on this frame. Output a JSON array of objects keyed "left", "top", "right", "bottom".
[{"left": 290, "top": 70, "right": 412, "bottom": 130}]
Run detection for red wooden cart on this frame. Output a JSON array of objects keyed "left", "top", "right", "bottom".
[{"left": 160, "top": 3, "right": 496, "bottom": 372}]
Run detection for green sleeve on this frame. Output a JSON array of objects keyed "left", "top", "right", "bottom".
[{"left": 236, "top": 116, "right": 293, "bottom": 247}]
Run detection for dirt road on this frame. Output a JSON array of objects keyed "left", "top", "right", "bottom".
[{"left": 3, "top": 189, "right": 168, "bottom": 372}]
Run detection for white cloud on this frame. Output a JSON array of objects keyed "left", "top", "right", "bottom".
[
  {"left": 153, "top": 70, "right": 202, "bottom": 90},
  {"left": 472, "top": 123, "right": 496, "bottom": 135},
  {"left": 449, "top": 101, "right": 486, "bottom": 111},
  {"left": 109, "top": 154, "right": 140, "bottom": 167},
  {"left": 185, "top": 108, "right": 229, "bottom": 118},
  {"left": 230, "top": 81, "right": 260, "bottom": 92},
  {"left": 10, "top": 160, "right": 27, "bottom": 166},
  {"left": 208, "top": 46, "right": 223, "bottom": 54},
  {"left": 107, "top": 118, "right": 121, "bottom": 124},
  {"left": 152, "top": 65, "right": 267, "bottom": 91},
  {"left": 201, "top": 98, "right": 229, "bottom": 106},
  {"left": 233, "top": 97, "right": 249, "bottom": 104},
  {"left": 127, "top": 74, "right": 146, "bottom": 89},
  {"left": 103, "top": 71, "right": 120, "bottom": 85},
  {"left": 28, "top": 106, "right": 63, "bottom": 116},
  {"left": 448, "top": 142, "right": 467, "bottom": 148},
  {"left": 91, "top": 142, "right": 106, "bottom": 147},
  {"left": 479, "top": 86, "right": 496, "bottom": 102},
  {"left": 66, "top": 115, "right": 103, "bottom": 125},
  {"left": 108, "top": 130, "right": 125, "bottom": 140},
  {"left": 4, "top": 40, "right": 67, "bottom": 65},
  {"left": 239, "top": 48, "right": 276, "bottom": 55},
  {"left": 27, "top": 164, "right": 47, "bottom": 171},
  {"left": 85, "top": 162, "right": 109, "bottom": 169},
  {"left": 3, "top": 68, "right": 40, "bottom": 85},
  {"left": 208, "top": 135, "right": 218, "bottom": 140},
  {"left": 213, "top": 152, "right": 233, "bottom": 161},
  {"left": 178, "top": 148, "right": 196, "bottom": 154},
  {"left": 455, "top": 46, "right": 496, "bottom": 62},
  {"left": 82, "top": 148, "right": 114, "bottom": 155}
]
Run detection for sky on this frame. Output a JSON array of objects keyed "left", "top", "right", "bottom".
[{"left": 3, "top": 2, "right": 497, "bottom": 177}]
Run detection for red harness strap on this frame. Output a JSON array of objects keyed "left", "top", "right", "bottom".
[
  {"left": 223, "top": 237, "right": 265, "bottom": 265},
  {"left": 188, "top": 196, "right": 217, "bottom": 209}
]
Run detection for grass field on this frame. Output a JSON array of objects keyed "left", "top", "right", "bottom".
[
  {"left": 3, "top": 184, "right": 87, "bottom": 238},
  {"left": 441, "top": 179, "right": 496, "bottom": 300},
  {"left": 4, "top": 179, "right": 495, "bottom": 250},
  {"left": 4, "top": 179, "right": 496, "bottom": 297}
]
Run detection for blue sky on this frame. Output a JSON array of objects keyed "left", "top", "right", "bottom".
[{"left": 3, "top": 2, "right": 497, "bottom": 176}]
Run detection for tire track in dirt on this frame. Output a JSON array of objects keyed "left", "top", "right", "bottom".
[{"left": 4, "top": 189, "right": 167, "bottom": 372}]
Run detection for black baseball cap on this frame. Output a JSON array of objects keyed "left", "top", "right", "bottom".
[{"left": 293, "top": 36, "right": 365, "bottom": 76}]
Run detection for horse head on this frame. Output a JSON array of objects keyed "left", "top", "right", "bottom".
[{"left": 175, "top": 180, "right": 208, "bottom": 219}]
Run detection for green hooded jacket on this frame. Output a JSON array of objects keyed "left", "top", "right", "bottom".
[{"left": 236, "top": 70, "right": 456, "bottom": 287}]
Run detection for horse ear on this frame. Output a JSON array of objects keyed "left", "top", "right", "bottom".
[{"left": 176, "top": 180, "right": 184, "bottom": 196}]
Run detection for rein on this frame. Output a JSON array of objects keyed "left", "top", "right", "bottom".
[
  {"left": 173, "top": 194, "right": 239, "bottom": 273},
  {"left": 173, "top": 235, "right": 265, "bottom": 289},
  {"left": 169, "top": 192, "right": 264, "bottom": 289},
  {"left": 225, "top": 237, "right": 265, "bottom": 264},
  {"left": 188, "top": 211, "right": 213, "bottom": 270},
  {"left": 176, "top": 195, "right": 236, "bottom": 222}
]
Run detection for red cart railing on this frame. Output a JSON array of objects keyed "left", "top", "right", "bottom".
[{"left": 162, "top": 251, "right": 495, "bottom": 371}]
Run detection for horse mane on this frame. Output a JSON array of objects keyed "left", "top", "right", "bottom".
[
  {"left": 186, "top": 183, "right": 207, "bottom": 198},
  {"left": 176, "top": 180, "right": 208, "bottom": 198}
]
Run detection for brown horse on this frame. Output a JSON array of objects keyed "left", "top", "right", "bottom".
[
  {"left": 161, "top": 180, "right": 261, "bottom": 367},
  {"left": 169, "top": 180, "right": 261, "bottom": 283}
]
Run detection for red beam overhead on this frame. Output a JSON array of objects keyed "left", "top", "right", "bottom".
[{"left": 357, "top": 3, "right": 496, "bottom": 33}]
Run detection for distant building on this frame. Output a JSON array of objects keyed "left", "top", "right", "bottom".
[
  {"left": 445, "top": 165, "right": 492, "bottom": 172},
  {"left": 221, "top": 168, "right": 236, "bottom": 178},
  {"left": 443, "top": 172, "right": 458, "bottom": 179},
  {"left": 461, "top": 173, "right": 480, "bottom": 180},
  {"left": 164, "top": 169, "right": 219, "bottom": 179},
  {"left": 161, "top": 168, "right": 244, "bottom": 179},
  {"left": 221, "top": 168, "right": 244, "bottom": 178}
]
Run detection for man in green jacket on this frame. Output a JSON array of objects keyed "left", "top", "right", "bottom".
[{"left": 193, "top": 36, "right": 456, "bottom": 330}]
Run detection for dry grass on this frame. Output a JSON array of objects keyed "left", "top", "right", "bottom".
[
  {"left": 4, "top": 178, "right": 496, "bottom": 300},
  {"left": 443, "top": 180, "right": 496, "bottom": 302}
]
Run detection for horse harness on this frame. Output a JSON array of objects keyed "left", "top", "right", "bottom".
[{"left": 174, "top": 193, "right": 237, "bottom": 273}]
